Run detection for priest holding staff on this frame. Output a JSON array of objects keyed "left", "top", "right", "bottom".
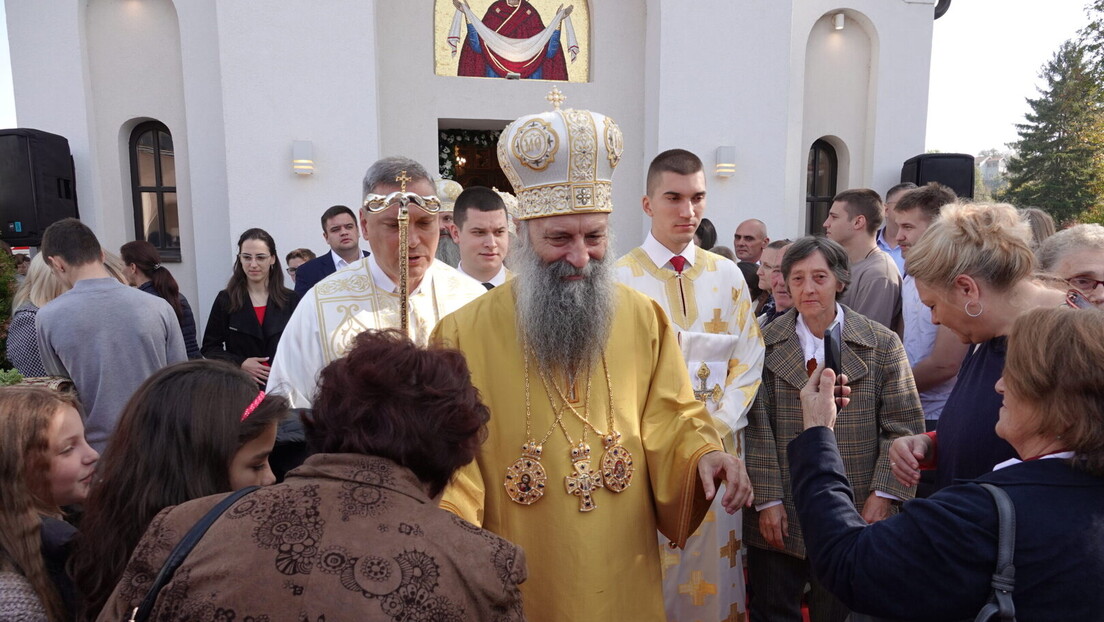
[
  {"left": 267, "top": 157, "right": 485, "bottom": 407},
  {"left": 435, "top": 89, "right": 753, "bottom": 621}
]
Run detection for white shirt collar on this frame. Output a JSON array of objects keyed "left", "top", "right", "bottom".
[
  {"left": 366, "top": 254, "right": 429, "bottom": 295},
  {"left": 795, "top": 303, "right": 846, "bottom": 366},
  {"left": 457, "top": 262, "right": 507, "bottom": 287},
  {"left": 641, "top": 232, "right": 695, "bottom": 271},
  {"left": 992, "top": 451, "right": 1075, "bottom": 471},
  {"left": 330, "top": 248, "right": 361, "bottom": 270}
]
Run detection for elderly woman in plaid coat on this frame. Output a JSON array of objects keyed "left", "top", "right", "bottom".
[{"left": 744, "top": 236, "right": 923, "bottom": 622}]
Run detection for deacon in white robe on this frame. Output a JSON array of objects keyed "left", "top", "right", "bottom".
[
  {"left": 266, "top": 157, "right": 485, "bottom": 407},
  {"left": 616, "top": 150, "right": 765, "bottom": 622}
]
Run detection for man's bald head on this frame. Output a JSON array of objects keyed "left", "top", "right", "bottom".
[{"left": 734, "top": 219, "right": 769, "bottom": 263}]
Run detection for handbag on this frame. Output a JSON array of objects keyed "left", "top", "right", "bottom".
[
  {"left": 974, "top": 483, "right": 1017, "bottom": 622},
  {"left": 126, "top": 486, "right": 259, "bottom": 622}
]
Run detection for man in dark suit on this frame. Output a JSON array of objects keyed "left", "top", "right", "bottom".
[{"left": 294, "top": 205, "right": 370, "bottom": 296}]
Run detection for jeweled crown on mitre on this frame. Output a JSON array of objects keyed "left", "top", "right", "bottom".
[
  {"left": 435, "top": 178, "right": 464, "bottom": 213},
  {"left": 497, "top": 87, "right": 623, "bottom": 221}
]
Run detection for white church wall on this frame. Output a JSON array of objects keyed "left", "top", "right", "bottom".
[
  {"left": 645, "top": 0, "right": 801, "bottom": 246},
  {"left": 377, "top": 0, "right": 646, "bottom": 253},
  {"left": 214, "top": 1, "right": 382, "bottom": 297},
  {"left": 794, "top": 1, "right": 934, "bottom": 215},
  {"left": 83, "top": 0, "right": 198, "bottom": 316}
]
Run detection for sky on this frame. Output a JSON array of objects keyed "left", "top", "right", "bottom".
[{"left": 0, "top": 1, "right": 1091, "bottom": 157}]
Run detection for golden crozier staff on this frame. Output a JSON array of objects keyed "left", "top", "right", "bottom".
[{"left": 362, "top": 171, "right": 442, "bottom": 333}]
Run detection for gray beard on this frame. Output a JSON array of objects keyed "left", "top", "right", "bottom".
[
  {"left": 513, "top": 238, "right": 618, "bottom": 378},
  {"left": 435, "top": 234, "right": 461, "bottom": 268}
]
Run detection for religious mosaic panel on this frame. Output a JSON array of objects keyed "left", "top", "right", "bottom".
[{"left": 434, "top": 0, "right": 591, "bottom": 82}]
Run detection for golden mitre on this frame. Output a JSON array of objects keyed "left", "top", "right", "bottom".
[
  {"left": 497, "top": 87, "right": 623, "bottom": 221},
  {"left": 436, "top": 178, "right": 464, "bottom": 213}
]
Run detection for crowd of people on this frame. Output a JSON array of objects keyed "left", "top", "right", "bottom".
[{"left": 1, "top": 95, "right": 1103, "bottom": 622}]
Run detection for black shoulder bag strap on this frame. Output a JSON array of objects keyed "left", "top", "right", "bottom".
[
  {"left": 127, "top": 486, "right": 259, "bottom": 622},
  {"left": 974, "top": 483, "right": 1017, "bottom": 622}
]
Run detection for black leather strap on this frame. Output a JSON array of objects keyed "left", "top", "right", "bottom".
[
  {"left": 128, "top": 486, "right": 259, "bottom": 622},
  {"left": 974, "top": 483, "right": 1017, "bottom": 622}
]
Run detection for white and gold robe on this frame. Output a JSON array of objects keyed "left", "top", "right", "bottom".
[
  {"left": 266, "top": 256, "right": 485, "bottom": 407},
  {"left": 616, "top": 235, "right": 765, "bottom": 622}
]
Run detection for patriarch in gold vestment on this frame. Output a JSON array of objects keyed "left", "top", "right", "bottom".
[{"left": 435, "top": 90, "right": 754, "bottom": 621}]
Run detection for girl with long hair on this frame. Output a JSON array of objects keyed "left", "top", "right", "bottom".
[
  {"left": 0, "top": 387, "right": 98, "bottom": 621},
  {"left": 202, "top": 228, "right": 300, "bottom": 385},
  {"left": 70, "top": 360, "right": 288, "bottom": 621},
  {"left": 121, "top": 240, "right": 202, "bottom": 359}
]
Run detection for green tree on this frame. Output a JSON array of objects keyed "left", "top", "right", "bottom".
[{"left": 1000, "top": 40, "right": 1104, "bottom": 224}]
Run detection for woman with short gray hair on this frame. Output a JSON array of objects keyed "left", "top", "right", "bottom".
[{"left": 744, "top": 235, "right": 923, "bottom": 622}]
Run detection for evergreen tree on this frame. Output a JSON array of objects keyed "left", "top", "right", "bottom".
[{"left": 1001, "top": 40, "right": 1104, "bottom": 224}]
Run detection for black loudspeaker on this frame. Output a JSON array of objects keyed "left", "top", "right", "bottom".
[
  {"left": 0, "top": 128, "right": 79, "bottom": 246},
  {"left": 900, "top": 153, "right": 975, "bottom": 200}
]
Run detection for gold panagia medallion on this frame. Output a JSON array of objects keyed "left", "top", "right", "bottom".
[
  {"left": 600, "top": 431, "right": 634, "bottom": 493},
  {"left": 504, "top": 442, "right": 548, "bottom": 506}
]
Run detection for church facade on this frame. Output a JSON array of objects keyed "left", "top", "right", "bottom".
[{"left": 5, "top": 0, "right": 938, "bottom": 328}]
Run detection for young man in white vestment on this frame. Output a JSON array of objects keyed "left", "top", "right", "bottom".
[
  {"left": 267, "top": 157, "right": 485, "bottom": 407},
  {"left": 616, "top": 148, "right": 765, "bottom": 622},
  {"left": 434, "top": 91, "right": 754, "bottom": 622}
]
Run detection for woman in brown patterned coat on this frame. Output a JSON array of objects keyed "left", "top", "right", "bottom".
[{"left": 97, "top": 330, "right": 526, "bottom": 622}]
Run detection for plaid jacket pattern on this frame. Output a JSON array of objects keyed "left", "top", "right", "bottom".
[{"left": 744, "top": 306, "right": 924, "bottom": 558}]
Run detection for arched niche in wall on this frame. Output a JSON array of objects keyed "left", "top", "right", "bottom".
[
  {"left": 806, "top": 136, "right": 850, "bottom": 235},
  {"left": 801, "top": 8, "right": 877, "bottom": 231},
  {"left": 434, "top": 0, "right": 591, "bottom": 82}
]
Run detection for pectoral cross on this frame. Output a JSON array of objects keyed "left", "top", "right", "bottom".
[
  {"left": 564, "top": 442, "right": 603, "bottom": 511},
  {"left": 395, "top": 170, "right": 412, "bottom": 192},
  {"left": 694, "top": 362, "right": 723, "bottom": 404}
]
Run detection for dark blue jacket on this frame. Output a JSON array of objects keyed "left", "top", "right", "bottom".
[
  {"left": 138, "top": 281, "right": 201, "bottom": 359},
  {"left": 790, "top": 426, "right": 1104, "bottom": 621},
  {"left": 293, "top": 249, "right": 370, "bottom": 297}
]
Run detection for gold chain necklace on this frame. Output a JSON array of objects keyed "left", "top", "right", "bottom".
[{"left": 503, "top": 352, "right": 635, "bottom": 512}]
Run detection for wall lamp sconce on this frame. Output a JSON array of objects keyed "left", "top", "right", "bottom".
[
  {"left": 715, "top": 146, "right": 736, "bottom": 178},
  {"left": 292, "top": 140, "right": 314, "bottom": 175},
  {"left": 834, "top": 13, "right": 845, "bottom": 30}
]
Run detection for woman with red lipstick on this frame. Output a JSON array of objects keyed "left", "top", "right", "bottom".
[
  {"left": 202, "top": 228, "right": 300, "bottom": 386},
  {"left": 0, "top": 387, "right": 98, "bottom": 621}
]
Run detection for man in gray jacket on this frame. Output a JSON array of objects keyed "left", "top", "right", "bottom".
[{"left": 37, "top": 219, "right": 187, "bottom": 453}]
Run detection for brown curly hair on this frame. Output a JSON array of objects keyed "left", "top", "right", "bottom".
[{"left": 306, "top": 330, "right": 489, "bottom": 497}]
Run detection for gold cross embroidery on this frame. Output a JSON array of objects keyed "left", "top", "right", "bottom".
[
  {"left": 704, "top": 308, "right": 729, "bottom": 333},
  {"left": 724, "top": 602, "right": 747, "bottom": 622},
  {"left": 678, "top": 570, "right": 718, "bottom": 607},
  {"left": 564, "top": 443, "right": 603, "bottom": 511},
  {"left": 395, "top": 170, "right": 412, "bottom": 192},
  {"left": 720, "top": 529, "right": 742, "bottom": 568},
  {"left": 694, "top": 362, "right": 723, "bottom": 404}
]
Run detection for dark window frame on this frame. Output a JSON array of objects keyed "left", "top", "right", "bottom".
[
  {"left": 128, "top": 121, "right": 180, "bottom": 261},
  {"left": 806, "top": 139, "right": 839, "bottom": 236}
]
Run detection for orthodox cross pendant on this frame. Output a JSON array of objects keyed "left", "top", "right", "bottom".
[{"left": 564, "top": 442, "right": 603, "bottom": 512}]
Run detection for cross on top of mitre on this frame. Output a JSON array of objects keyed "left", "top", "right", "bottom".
[
  {"left": 546, "top": 87, "right": 566, "bottom": 110},
  {"left": 395, "top": 170, "right": 412, "bottom": 192}
]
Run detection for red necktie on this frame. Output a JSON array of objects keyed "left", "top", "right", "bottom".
[{"left": 670, "top": 256, "right": 687, "bottom": 273}]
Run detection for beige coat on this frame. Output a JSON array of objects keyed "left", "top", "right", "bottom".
[{"left": 98, "top": 454, "right": 526, "bottom": 621}]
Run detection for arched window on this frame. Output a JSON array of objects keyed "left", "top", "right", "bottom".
[
  {"left": 806, "top": 139, "right": 838, "bottom": 235},
  {"left": 129, "top": 121, "right": 179, "bottom": 259}
]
